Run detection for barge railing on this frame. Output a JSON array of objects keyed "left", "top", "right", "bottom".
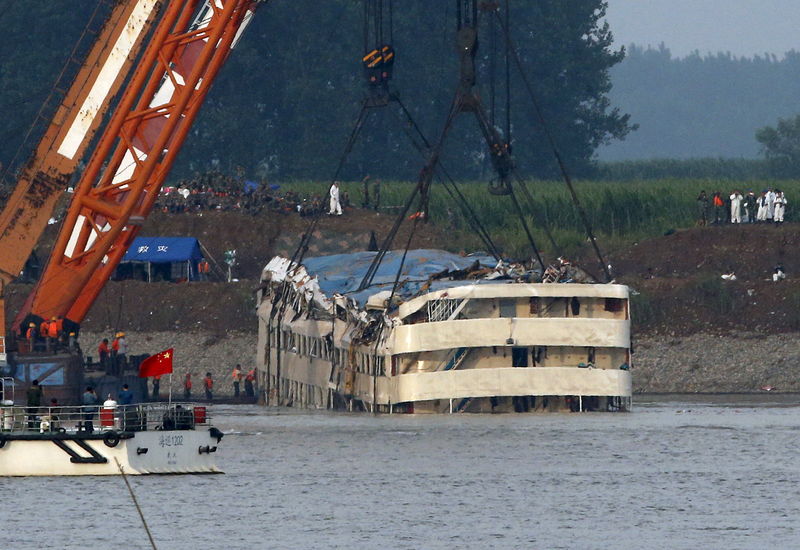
[{"left": 0, "top": 402, "right": 211, "bottom": 434}]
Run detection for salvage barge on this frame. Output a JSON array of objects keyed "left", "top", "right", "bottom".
[
  {"left": 0, "top": 377, "right": 224, "bottom": 476},
  {"left": 256, "top": 250, "right": 632, "bottom": 413}
]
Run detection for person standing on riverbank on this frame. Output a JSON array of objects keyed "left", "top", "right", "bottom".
[
  {"left": 729, "top": 190, "right": 743, "bottom": 223},
  {"left": 203, "top": 372, "right": 214, "bottom": 401},
  {"left": 766, "top": 188, "right": 776, "bottom": 221},
  {"left": 232, "top": 364, "right": 242, "bottom": 397},
  {"left": 757, "top": 191, "right": 768, "bottom": 222},
  {"left": 696, "top": 191, "right": 709, "bottom": 226},
  {"left": 245, "top": 368, "right": 256, "bottom": 398},
  {"left": 329, "top": 182, "right": 342, "bottom": 216},
  {"left": 184, "top": 373, "right": 192, "bottom": 400},
  {"left": 743, "top": 190, "right": 757, "bottom": 223},
  {"left": 712, "top": 192, "right": 724, "bottom": 224},
  {"left": 774, "top": 190, "right": 787, "bottom": 224}
]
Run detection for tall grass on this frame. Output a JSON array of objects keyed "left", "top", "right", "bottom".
[{"left": 277, "top": 178, "right": 800, "bottom": 259}]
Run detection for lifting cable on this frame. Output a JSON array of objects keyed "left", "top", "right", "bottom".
[
  {"left": 494, "top": 10, "right": 612, "bottom": 281},
  {"left": 486, "top": 0, "right": 559, "bottom": 260},
  {"left": 272, "top": 0, "right": 398, "bottom": 339},
  {"left": 388, "top": 101, "right": 502, "bottom": 260}
]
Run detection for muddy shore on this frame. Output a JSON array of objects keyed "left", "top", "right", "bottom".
[{"left": 633, "top": 331, "right": 800, "bottom": 394}]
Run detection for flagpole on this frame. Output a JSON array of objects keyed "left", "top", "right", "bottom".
[{"left": 168, "top": 372, "right": 173, "bottom": 408}]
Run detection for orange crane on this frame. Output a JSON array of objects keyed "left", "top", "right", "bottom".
[
  {"left": 2, "top": 0, "right": 260, "bottom": 400},
  {"left": 0, "top": 0, "right": 161, "bottom": 366}
]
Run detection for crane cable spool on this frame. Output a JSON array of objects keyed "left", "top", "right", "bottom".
[
  {"left": 359, "top": 0, "right": 557, "bottom": 288},
  {"left": 362, "top": 0, "right": 394, "bottom": 87},
  {"left": 271, "top": 0, "right": 401, "bottom": 399}
]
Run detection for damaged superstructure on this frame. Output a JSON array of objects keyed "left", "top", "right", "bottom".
[{"left": 256, "top": 250, "right": 632, "bottom": 413}]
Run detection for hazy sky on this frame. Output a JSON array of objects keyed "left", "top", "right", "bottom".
[{"left": 605, "top": 0, "right": 800, "bottom": 58}]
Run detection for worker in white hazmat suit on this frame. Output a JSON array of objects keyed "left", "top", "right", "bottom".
[
  {"left": 329, "top": 182, "right": 342, "bottom": 215},
  {"left": 729, "top": 190, "right": 743, "bottom": 223},
  {"left": 766, "top": 188, "right": 776, "bottom": 221},
  {"left": 756, "top": 191, "right": 768, "bottom": 222},
  {"left": 774, "top": 190, "right": 787, "bottom": 223}
]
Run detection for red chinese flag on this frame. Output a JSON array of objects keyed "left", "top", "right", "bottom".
[{"left": 138, "top": 348, "right": 174, "bottom": 378}]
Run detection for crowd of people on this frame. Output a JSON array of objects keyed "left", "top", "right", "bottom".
[
  {"left": 154, "top": 168, "right": 363, "bottom": 218},
  {"left": 175, "top": 365, "right": 257, "bottom": 402},
  {"left": 24, "top": 316, "right": 79, "bottom": 354},
  {"left": 697, "top": 188, "right": 788, "bottom": 225},
  {"left": 96, "top": 333, "right": 128, "bottom": 376}
]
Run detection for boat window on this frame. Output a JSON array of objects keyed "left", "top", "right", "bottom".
[
  {"left": 529, "top": 297, "right": 539, "bottom": 315},
  {"left": 604, "top": 298, "right": 624, "bottom": 312},
  {"left": 570, "top": 297, "right": 581, "bottom": 316},
  {"left": 512, "top": 347, "right": 529, "bottom": 367},
  {"left": 499, "top": 299, "right": 516, "bottom": 318}
]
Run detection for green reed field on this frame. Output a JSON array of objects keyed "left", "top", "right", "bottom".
[{"left": 280, "top": 179, "right": 800, "bottom": 259}]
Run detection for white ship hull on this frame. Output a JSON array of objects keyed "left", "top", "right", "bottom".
[
  {"left": 0, "top": 429, "right": 222, "bottom": 476},
  {"left": 0, "top": 401, "right": 224, "bottom": 475}
]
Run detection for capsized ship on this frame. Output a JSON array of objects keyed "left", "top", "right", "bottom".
[{"left": 256, "top": 250, "right": 632, "bottom": 413}]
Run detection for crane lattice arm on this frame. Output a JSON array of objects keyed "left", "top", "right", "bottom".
[
  {"left": 0, "top": 0, "right": 161, "bottom": 357},
  {"left": 16, "top": 0, "right": 259, "bottom": 331}
]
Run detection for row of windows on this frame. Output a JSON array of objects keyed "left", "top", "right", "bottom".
[
  {"left": 424, "top": 297, "right": 628, "bottom": 322},
  {"left": 269, "top": 329, "right": 385, "bottom": 376}
]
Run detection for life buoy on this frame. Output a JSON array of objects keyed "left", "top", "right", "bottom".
[{"left": 103, "top": 430, "right": 121, "bottom": 448}]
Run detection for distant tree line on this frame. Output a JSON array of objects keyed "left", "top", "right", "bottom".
[
  {"left": 604, "top": 44, "right": 800, "bottom": 163},
  {"left": 0, "top": 0, "right": 632, "bottom": 186}
]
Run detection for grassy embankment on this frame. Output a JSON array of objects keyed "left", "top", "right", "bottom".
[{"left": 278, "top": 178, "right": 800, "bottom": 258}]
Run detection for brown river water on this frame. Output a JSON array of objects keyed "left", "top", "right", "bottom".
[{"left": 2, "top": 395, "right": 799, "bottom": 549}]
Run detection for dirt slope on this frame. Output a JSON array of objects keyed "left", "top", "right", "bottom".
[{"left": 606, "top": 223, "right": 800, "bottom": 335}]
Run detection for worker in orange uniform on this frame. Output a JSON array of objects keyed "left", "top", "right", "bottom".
[
  {"left": 47, "top": 316, "right": 59, "bottom": 352},
  {"left": 98, "top": 338, "right": 110, "bottom": 373},
  {"left": 184, "top": 373, "right": 192, "bottom": 400},
  {"left": 244, "top": 368, "right": 256, "bottom": 398},
  {"left": 26, "top": 322, "right": 37, "bottom": 352},
  {"left": 55, "top": 316, "right": 65, "bottom": 346},
  {"left": 203, "top": 372, "right": 213, "bottom": 401},
  {"left": 231, "top": 364, "right": 242, "bottom": 398},
  {"left": 111, "top": 332, "right": 127, "bottom": 376}
]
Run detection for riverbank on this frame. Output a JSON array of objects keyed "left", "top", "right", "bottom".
[
  {"left": 76, "top": 329, "right": 800, "bottom": 397},
  {"left": 634, "top": 331, "right": 800, "bottom": 393}
]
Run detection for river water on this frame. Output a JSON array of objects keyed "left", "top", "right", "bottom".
[{"left": 2, "top": 395, "right": 799, "bottom": 549}]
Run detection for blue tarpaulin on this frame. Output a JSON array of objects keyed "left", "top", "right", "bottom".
[
  {"left": 122, "top": 237, "right": 203, "bottom": 263},
  {"left": 302, "top": 250, "right": 497, "bottom": 306}
]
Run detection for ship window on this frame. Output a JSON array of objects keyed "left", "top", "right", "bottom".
[
  {"left": 529, "top": 297, "right": 540, "bottom": 315},
  {"left": 499, "top": 299, "right": 516, "bottom": 318},
  {"left": 512, "top": 347, "right": 529, "bottom": 367},
  {"left": 604, "top": 298, "right": 624, "bottom": 312},
  {"left": 570, "top": 297, "right": 581, "bottom": 316}
]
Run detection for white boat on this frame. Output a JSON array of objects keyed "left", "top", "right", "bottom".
[
  {"left": 0, "top": 379, "right": 224, "bottom": 476},
  {"left": 256, "top": 250, "right": 632, "bottom": 414}
]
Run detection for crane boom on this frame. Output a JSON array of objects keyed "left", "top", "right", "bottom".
[
  {"left": 0, "top": 0, "right": 160, "bottom": 361},
  {"left": 16, "top": 0, "right": 259, "bottom": 331}
]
